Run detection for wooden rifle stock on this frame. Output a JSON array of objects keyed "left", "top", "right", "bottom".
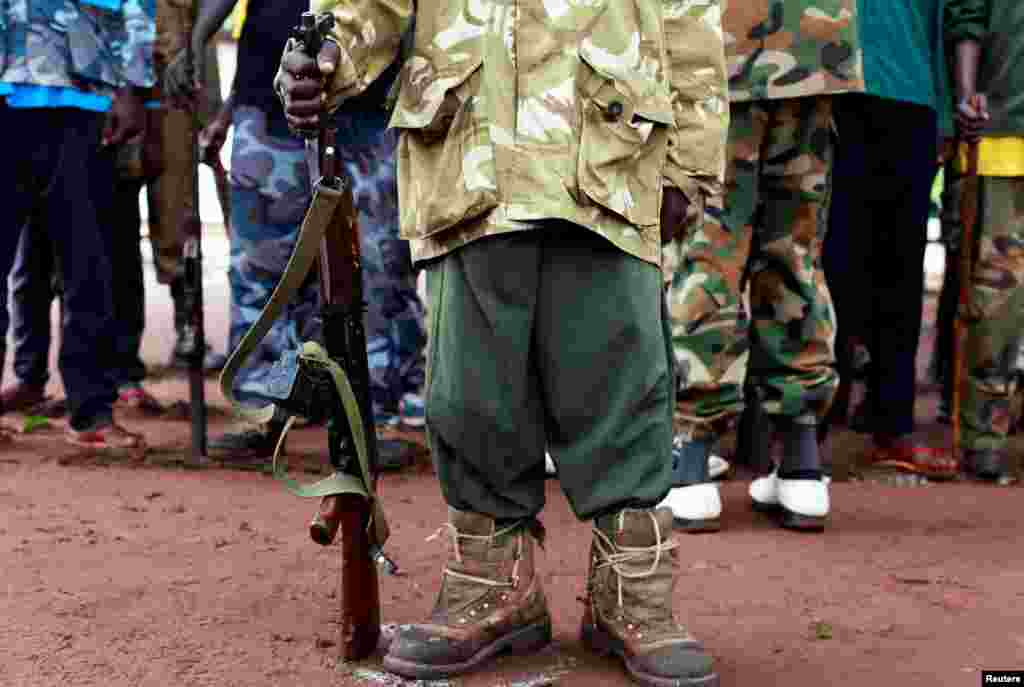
[{"left": 295, "top": 14, "right": 382, "bottom": 660}]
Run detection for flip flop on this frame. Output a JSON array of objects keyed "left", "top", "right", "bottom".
[{"left": 865, "top": 444, "right": 958, "bottom": 481}]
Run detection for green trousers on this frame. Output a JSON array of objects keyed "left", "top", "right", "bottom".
[
  {"left": 424, "top": 223, "right": 674, "bottom": 521},
  {"left": 962, "top": 175, "right": 1024, "bottom": 451}
]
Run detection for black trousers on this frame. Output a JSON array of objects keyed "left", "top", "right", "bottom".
[
  {"left": 3, "top": 218, "right": 57, "bottom": 387},
  {"left": 0, "top": 105, "right": 118, "bottom": 429},
  {"left": 823, "top": 94, "right": 938, "bottom": 438},
  {"left": 1, "top": 139, "right": 148, "bottom": 392}
]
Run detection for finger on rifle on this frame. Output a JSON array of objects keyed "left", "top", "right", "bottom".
[
  {"left": 284, "top": 95, "right": 324, "bottom": 119},
  {"left": 285, "top": 75, "right": 325, "bottom": 102},
  {"left": 286, "top": 113, "right": 321, "bottom": 136},
  {"left": 282, "top": 47, "right": 320, "bottom": 79}
]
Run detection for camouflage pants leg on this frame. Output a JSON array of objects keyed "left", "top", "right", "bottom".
[
  {"left": 227, "top": 189, "right": 320, "bottom": 407},
  {"left": 340, "top": 129, "right": 427, "bottom": 422},
  {"left": 670, "top": 95, "right": 836, "bottom": 437},
  {"left": 961, "top": 176, "right": 1024, "bottom": 452}
]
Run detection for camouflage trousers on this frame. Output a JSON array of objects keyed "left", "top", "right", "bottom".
[
  {"left": 228, "top": 108, "right": 426, "bottom": 419},
  {"left": 228, "top": 107, "right": 320, "bottom": 406},
  {"left": 338, "top": 124, "right": 427, "bottom": 421},
  {"left": 961, "top": 175, "right": 1024, "bottom": 451},
  {"left": 668, "top": 95, "right": 837, "bottom": 437}
]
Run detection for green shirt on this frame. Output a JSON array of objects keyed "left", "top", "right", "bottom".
[
  {"left": 946, "top": 0, "right": 1024, "bottom": 136},
  {"left": 724, "top": 1, "right": 952, "bottom": 134},
  {"left": 860, "top": 0, "right": 952, "bottom": 134}
]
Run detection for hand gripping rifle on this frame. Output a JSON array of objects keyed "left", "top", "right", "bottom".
[
  {"left": 219, "top": 11, "right": 393, "bottom": 661},
  {"left": 182, "top": 1, "right": 209, "bottom": 462}
]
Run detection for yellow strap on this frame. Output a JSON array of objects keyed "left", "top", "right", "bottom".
[{"left": 957, "top": 137, "right": 1024, "bottom": 177}]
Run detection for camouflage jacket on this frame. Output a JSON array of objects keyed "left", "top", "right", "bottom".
[
  {"left": 1, "top": 0, "right": 156, "bottom": 97},
  {"left": 312, "top": 0, "right": 729, "bottom": 266},
  {"left": 725, "top": 0, "right": 863, "bottom": 102}
]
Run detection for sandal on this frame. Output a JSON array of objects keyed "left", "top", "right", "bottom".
[{"left": 865, "top": 443, "right": 959, "bottom": 480}]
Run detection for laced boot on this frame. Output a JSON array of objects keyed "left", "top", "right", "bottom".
[
  {"left": 383, "top": 508, "right": 552, "bottom": 679},
  {"left": 582, "top": 507, "right": 718, "bottom": 687}
]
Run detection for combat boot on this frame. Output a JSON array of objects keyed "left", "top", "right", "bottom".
[
  {"left": 582, "top": 507, "right": 718, "bottom": 687},
  {"left": 383, "top": 508, "right": 552, "bottom": 679}
]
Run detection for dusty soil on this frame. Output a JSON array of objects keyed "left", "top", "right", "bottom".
[
  {"left": 2, "top": 245, "right": 1022, "bottom": 687},
  {"left": 3, "top": 412, "right": 1023, "bottom": 687}
]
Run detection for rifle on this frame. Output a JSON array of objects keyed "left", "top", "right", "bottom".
[
  {"left": 296, "top": 11, "right": 384, "bottom": 659},
  {"left": 181, "top": 1, "right": 209, "bottom": 463},
  {"left": 219, "top": 10, "right": 393, "bottom": 661}
]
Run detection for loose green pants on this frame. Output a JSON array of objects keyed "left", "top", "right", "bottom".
[
  {"left": 961, "top": 175, "right": 1024, "bottom": 451},
  {"left": 424, "top": 223, "right": 674, "bottom": 522}
]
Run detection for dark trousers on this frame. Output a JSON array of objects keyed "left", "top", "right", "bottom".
[
  {"left": 823, "top": 94, "right": 938, "bottom": 438},
  {"left": 2, "top": 220, "right": 57, "bottom": 387},
  {"left": 0, "top": 153, "right": 148, "bottom": 392},
  {"left": 425, "top": 225, "right": 674, "bottom": 522},
  {"left": 108, "top": 178, "right": 148, "bottom": 386},
  {"left": 0, "top": 105, "right": 118, "bottom": 429}
]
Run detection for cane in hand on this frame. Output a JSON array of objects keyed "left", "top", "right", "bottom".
[{"left": 951, "top": 97, "right": 982, "bottom": 461}]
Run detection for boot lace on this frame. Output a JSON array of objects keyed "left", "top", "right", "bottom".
[
  {"left": 592, "top": 511, "right": 679, "bottom": 608},
  {"left": 427, "top": 520, "right": 525, "bottom": 589}
]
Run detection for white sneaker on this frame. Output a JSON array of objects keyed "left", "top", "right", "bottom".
[
  {"left": 545, "top": 451, "right": 557, "bottom": 476},
  {"left": 749, "top": 471, "right": 781, "bottom": 508},
  {"left": 749, "top": 470, "right": 829, "bottom": 531},
  {"left": 709, "top": 453, "right": 731, "bottom": 480},
  {"left": 658, "top": 483, "right": 721, "bottom": 533}
]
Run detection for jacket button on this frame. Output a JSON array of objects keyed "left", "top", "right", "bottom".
[{"left": 606, "top": 100, "right": 624, "bottom": 120}]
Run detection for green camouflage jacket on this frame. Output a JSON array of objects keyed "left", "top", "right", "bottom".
[
  {"left": 725, "top": 0, "right": 863, "bottom": 102},
  {"left": 312, "top": 0, "right": 729, "bottom": 266}
]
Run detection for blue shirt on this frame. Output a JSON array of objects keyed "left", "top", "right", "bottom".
[{"left": 1, "top": 0, "right": 155, "bottom": 111}]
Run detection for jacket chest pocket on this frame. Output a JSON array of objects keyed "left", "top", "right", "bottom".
[
  {"left": 390, "top": 56, "right": 498, "bottom": 241},
  {"left": 574, "top": 45, "right": 674, "bottom": 230}
]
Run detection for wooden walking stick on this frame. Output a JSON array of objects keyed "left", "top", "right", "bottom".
[{"left": 952, "top": 124, "right": 981, "bottom": 459}]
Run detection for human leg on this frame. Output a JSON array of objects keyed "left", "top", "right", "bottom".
[
  {"left": 37, "top": 109, "right": 142, "bottom": 446},
  {"left": 384, "top": 232, "right": 550, "bottom": 677},
  {"left": 745, "top": 95, "right": 836, "bottom": 529},
  {"left": 663, "top": 101, "right": 760, "bottom": 530},
  {"left": 1, "top": 219, "right": 56, "bottom": 410},
  {"left": 961, "top": 176, "right": 1024, "bottom": 480}
]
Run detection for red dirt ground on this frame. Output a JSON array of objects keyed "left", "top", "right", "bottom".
[{"left": 2, "top": 247, "right": 1022, "bottom": 686}]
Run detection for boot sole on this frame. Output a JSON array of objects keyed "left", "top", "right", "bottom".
[
  {"left": 383, "top": 618, "right": 552, "bottom": 679},
  {"left": 582, "top": 622, "right": 718, "bottom": 687},
  {"left": 673, "top": 517, "right": 721, "bottom": 534},
  {"left": 751, "top": 501, "right": 826, "bottom": 532}
]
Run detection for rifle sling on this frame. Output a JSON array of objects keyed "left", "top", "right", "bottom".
[{"left": 218, "top": 178, "right": 389, "bottom": 548}]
